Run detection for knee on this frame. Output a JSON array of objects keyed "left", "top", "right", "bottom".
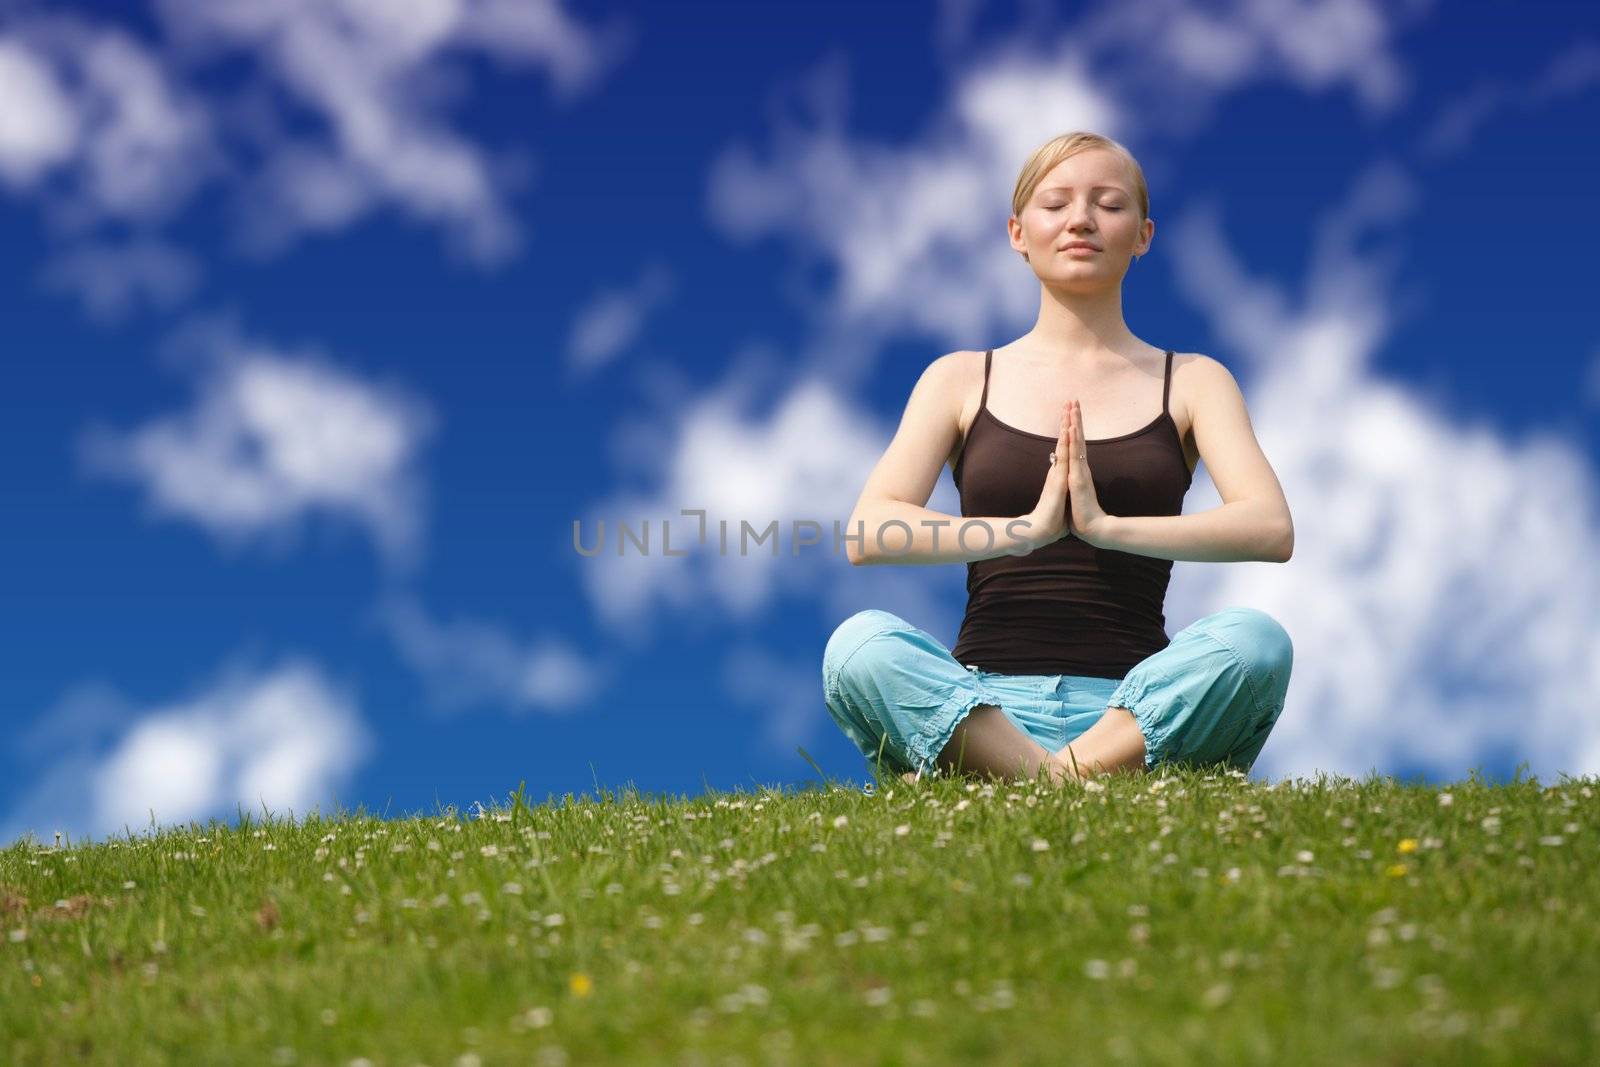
[
  {"left": 822, "top": 608, "right": 908, "bottom": 687},
  {"left": 1213, "top": 607, "right": 1293, "bottom": 689}
]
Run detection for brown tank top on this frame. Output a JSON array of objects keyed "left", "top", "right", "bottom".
[{"left": 950, "top": 347, "right": 1193, "bottom": 678}]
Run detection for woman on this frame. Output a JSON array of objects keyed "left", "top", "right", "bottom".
[{"left": 821, "top": 131, "right": 1294, "bottom": 787}]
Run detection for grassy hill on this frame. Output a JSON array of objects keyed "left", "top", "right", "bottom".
[{"left": 3, "top": 763, "right": 1596, "bottom": 1065}]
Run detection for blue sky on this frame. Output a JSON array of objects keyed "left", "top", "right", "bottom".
[{"left": 3, "top": 0, "right": 1599, "bottom": 846}]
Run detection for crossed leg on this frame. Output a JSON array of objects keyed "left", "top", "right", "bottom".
[
  {"left": 902, "top": 702, "right": 1149, "bottom": 784},
  {"left": 1058, "top": 704, "right": 1149, "bottom": 779}
]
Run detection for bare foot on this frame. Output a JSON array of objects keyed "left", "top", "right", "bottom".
[{"left": 1049, "top": 747, "right": 1087, "bottom": 784}]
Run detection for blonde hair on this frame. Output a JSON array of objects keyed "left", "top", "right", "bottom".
[{"left": 1011, "top": 131, "right": 1149, "bottom": 223}]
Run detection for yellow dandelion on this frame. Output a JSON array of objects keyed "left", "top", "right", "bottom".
[
  {"left": 569, "top": 973, "right": 593, "bottom": 997},
  {"left": 1386, "top": 863, "right": 1408, "bottom": 878},
  {"left": 1397, "top": 838, "right": 1418, "bottom": 854}
]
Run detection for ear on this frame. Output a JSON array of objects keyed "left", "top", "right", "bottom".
[{"left": 1009, "top": 217, "right": 1030, "bottom": 263}]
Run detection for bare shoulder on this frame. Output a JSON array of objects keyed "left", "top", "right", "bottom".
[
  {"left": 1170, "top": 351, "right": 1242, "bottom": 415},
  {"left": 919, "top": 348, "right": 983, "bottom": 389},
  {"left": 1167, "top": 352, "right": 1238, "bottom": 467},
  {"left": 934, "top": 351, "right": 985, "bottom": 431},
  {"left": 910, "top": 349, "right": 983, "bottom": 416},
  {"left": 1172, "top": 350, "right": 1229, "bottom": 381},
  {"left": 916, "top": 350, "right": 985, "bottom": 470}
]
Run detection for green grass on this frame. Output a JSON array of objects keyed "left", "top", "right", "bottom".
[{"left": 3, "top": 763, "right": 1597, "bottom": 1066}]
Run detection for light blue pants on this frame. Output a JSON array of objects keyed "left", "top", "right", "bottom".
[{"left": 821, "top": 607, "right": 1292, "bottom": 781}]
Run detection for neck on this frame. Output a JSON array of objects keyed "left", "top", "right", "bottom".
[{"left": 1019, "top": 281, "right": 1140, "bottom": 367}]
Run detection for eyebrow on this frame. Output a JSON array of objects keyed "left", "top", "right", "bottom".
[{"left": 1038, "top": 185, "right": 1126, "bottom": 194}]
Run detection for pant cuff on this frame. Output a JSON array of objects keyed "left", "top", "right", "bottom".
[
  {"left": 1106, "top": 670, "right": 1174, "bottom": 770},
  {"left": 904, "top": 684, "right": 999, "bottom": 778}
]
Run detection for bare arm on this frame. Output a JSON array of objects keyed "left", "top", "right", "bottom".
[
  {"left": 846, "top": 354, "right": 1044, "bottom": 566},
  {"left": 1097, "top": 355, "right": 1294, "bottom": 563}
]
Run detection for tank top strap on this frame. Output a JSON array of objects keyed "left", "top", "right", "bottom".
[
  {"left": 1161, "top": 349, "right": 1174, "bottom": 416},
  {"left": 979, "top": 348, "right": 993, "bottom": 413}
]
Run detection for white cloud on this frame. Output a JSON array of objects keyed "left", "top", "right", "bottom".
[
  {"left": 1201, "top": 0, "right": 1404, "bottom": 109},
  {"left": 154, "top": 0, "right": 628, "bottom": 264},
  {"left": 370, "top": 593, "right": 604, "bottom": 715},
  {"left": 1417, "top": 81, "right": 1508, "bottom": 159},
  {"left": 576, "top": 347, "right": 961, "bottom": 646},
  {"left": 1, "top": 658, "right": 372, "bottom": 847},
  {"left": 706, "top": 2, "right": 1420, "bottom": 386},
  {"left": 1156, "top": 161, "right": 1600, "bottom": 786},
  {"left": 706, "top": 54, "right": 1092, "bottom": 360},
  {"left": 76, "top": 317, "right": 435, "bottom": 569},
  {"left": 1527, "top": 37, "right": 1600, "bottom": 104},
  {"left": 722, "top": 642, "right": 832, "bottom": 756},
  {"left": 0, "top": 37, "right": 79, "bottom": 186},
  {"left": 1419, "top": 38, "right": 1600, "bottom": 160},
  {"left": 566, "top": 263, "right": 675, "bottom": 376},
  {"left": 0, "top": 20, "right": 213, "bottom": 224},
  {"left": 0, "top": 0, "right": 629, "bottom": 313},
  {"left": 573, "top": 356, "right": 968, "bottom": 748},
  {"left": 38, "top": 238, "right": 201, "bottom": 322},
  {"left": 932, "top": 0, "right": 987, "bottom": 58}
]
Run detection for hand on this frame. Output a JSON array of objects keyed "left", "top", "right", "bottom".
[
  {"left": 1014, "top": 399, "right": 1113, "bottom": 553},
  {"left": 1061, "top": 398, "right": 1114, "bottom": 547}
]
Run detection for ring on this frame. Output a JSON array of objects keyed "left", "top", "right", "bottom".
[{"left": 1047, "top": 451, "right": 1058, "bottom": 466}]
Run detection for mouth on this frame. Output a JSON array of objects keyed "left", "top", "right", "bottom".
[{"left": 1061, "top": 245, "right": 1100, "bottom": 254}]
